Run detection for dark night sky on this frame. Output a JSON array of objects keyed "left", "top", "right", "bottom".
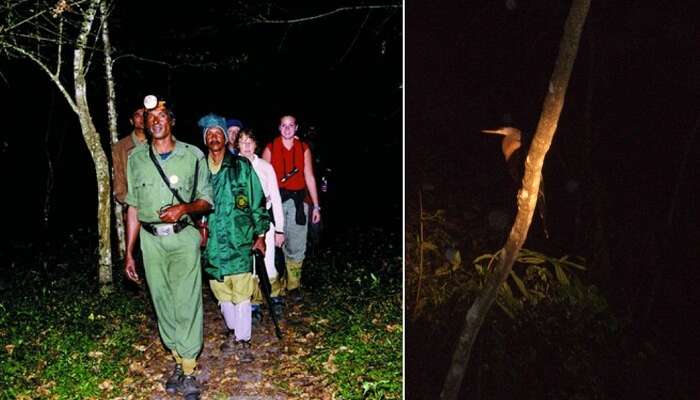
[
  {"left": 0, "top": 2, "right": 402, "bottom": 238},
  {"left": 407, "top": 0, "right": 699, "bottom": 376}
]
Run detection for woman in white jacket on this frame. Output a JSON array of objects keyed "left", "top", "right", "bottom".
[{"left": 238, "top": 129, "right": 286, "bottom": 320}]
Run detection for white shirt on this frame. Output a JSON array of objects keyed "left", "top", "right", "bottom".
[{"left": 250, "top": 154, "right": 284, "bottom": 232}]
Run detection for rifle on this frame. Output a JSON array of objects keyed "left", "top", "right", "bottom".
[{"left": 253, "top": 249, "right": 283, "bottom": 339}]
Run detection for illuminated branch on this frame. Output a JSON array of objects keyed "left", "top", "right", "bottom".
[
  {"left": 1, "top": 41, "right": 78, "bottom": 113},
  {"left": 111, "top": 53, "right": 238, "bottom": 70},
  {"left": 336, "top": 10, "right": 370, "bottom": 65},
  {"left": 254, "top": 5, "right": 401, "bottom": 24}
]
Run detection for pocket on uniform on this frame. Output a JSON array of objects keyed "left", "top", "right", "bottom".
[{"left": 134, "top": 181, "right": 156, "bottom": 211}]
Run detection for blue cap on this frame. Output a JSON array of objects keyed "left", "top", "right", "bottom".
[
  {"left": 226, "top": 118, "right": 243, "bottom": 129},
  {"left": 198, "top": 113, "right": 227, "bottom": 144}
]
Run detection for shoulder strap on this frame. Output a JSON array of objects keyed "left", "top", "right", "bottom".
[
  {"left": 191, "top": 157, "right": 199, "bottom": 202},
  {"left": 148, "top": 145, "right": 188, "bottom": 204},
  {"left": 148, "top": 146, "right": 200, "bottom": 211}
]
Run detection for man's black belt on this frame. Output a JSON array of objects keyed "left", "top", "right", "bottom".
[{"left": 141, "top": 220, "right": 189, "bottom": 236}]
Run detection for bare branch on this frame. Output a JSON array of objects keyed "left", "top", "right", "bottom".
[
  {"left": 99, "top": 0, "right": 117, "bottom": 142},
  {"left": 439, "top": 0, "right": 592, "bottom": 398},
  {"left": 1, "top": 0, "right": 89, "bottom": 32},
  {"left": 56, "top": 17, "right": 62, "bottom": 76},
  {"left": 4, "top": 6, "right": 49, "bottom": 32},
  {"left": 254, "top": 5, "right": 401, "bottom": 25},
  {"left": 336, "top": 10, "right": 370, "bottom": 65},
  {"left": 111, "top": 53, "right": 240, "bottom": 71},
  {"left": 2, "top": 42, "right": 78, "bottom": 113}
]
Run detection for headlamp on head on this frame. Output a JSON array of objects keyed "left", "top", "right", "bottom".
[{"left": 143, "top": 94, "right": 167, "bottom": 110}]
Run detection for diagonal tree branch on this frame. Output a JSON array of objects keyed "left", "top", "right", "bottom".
[
  {"left": 2, "top": 41, "right": 78, "bottom": 112},
  {"left": 254, "top": 5, "right": 400, "bottom": 25},
  {"left": 439, "top": 0, "right": 592, "bottom": 398},
  {"left": 336, "top": 9, "right": 371, "bottom": 65}
]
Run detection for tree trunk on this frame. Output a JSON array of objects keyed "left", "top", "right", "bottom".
[
  {"left": 100, "top": 1, "right": 126, "bottom": 260},
  {"left": 439, "top": 1, "right": 591, "bottom": 398},
  {"left": 74, "top": 0, "right": 113, "bottom": 291}
]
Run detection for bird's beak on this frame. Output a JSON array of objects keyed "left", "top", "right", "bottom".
[{"left": 482, "top": 128, "right": 506, "bottom": 136}]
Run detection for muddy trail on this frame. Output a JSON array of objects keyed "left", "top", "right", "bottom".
[{"left": 117, "top": 288, "right": 334, "bottom": 400}]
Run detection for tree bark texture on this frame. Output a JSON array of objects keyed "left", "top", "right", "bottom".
[
  {"left": 100, "top": 1, "right": 126, "bottom": 260},
  {"left": 73, "top": 0, "right": 113, "bottom": 289},
  {"left": 439, "top": 1, "right": 591, "bottom": 399},
  {"left": 2, "top": 0, "right": 115, "bottom": 289}
]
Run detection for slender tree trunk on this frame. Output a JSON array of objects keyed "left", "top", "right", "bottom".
[
  {"left": 100, "top": 1, "right": 125, "bottom": 260},
  {"left": 74, "top": 0, "right": 113, "bottom": 291},
  {"left": 3, "top": 0, "right": 115, "bottom": 289},
  {"left": 439, "top": 1, "right": 591, "bottom": 398},
  {"left": 43, "top": 90, "right": 56, "bottom": 234}
]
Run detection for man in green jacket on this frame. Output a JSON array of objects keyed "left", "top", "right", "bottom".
[
  {"left": 198, "top": 113, "right": 268, "bottom": 363},
  {"left": 124, "top": 99, "right": 212, "bottom": 400}
]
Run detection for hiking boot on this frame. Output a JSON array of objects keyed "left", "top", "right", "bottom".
[
  {"left": 165, "top": 364, "right": 183, "bottom": 394},
  {"left": 236, "top": 340, "right": 255, "bottom": 363},
  {"left": 271, "top": 297, "right": 284, "bottom": 319},
  {"left": 220, "top": 329, "right": 237, "bottom": 353},
  {"left": 251, "top": 304, "right": 263, "bottom": 325},
  {"left": 177, "top": 374, "right": 201, "bottom": 400}
]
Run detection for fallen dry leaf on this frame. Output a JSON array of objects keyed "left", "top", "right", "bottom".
[
  {"left": 98, "top": 379, "right": 114, "bottom": 391},
  {"left": 132, "top": 344, "right": 147, "bottom": 352},
  {"left": 87, "top": 351, "right": 104, "bottom": 358},
  {"left": 324, "top": 353, "right": 338, "bottom": 374}
]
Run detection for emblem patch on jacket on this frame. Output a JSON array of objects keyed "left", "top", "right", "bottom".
[{"left": 235, "top": 194, "right": 249, "bottom": 209}]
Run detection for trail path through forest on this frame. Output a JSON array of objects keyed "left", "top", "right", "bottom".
[{"left": 117, "top": 288, "right": 334, "bottom": 400}]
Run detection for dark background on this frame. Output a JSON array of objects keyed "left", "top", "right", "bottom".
[
  {"left": 0, "top": 2, "right": 402, "bottom": 241},
  {"left": 407, "top": 0, "right": 698, "bottom": 397}
]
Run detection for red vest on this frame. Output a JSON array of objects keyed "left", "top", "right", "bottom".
[{"left": 266, "top": 136, "right": 307, "bottom": 191}]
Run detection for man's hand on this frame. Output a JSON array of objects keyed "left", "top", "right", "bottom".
[
  {"left": 274, "top": 232, "right": 285, "bottom": 247},
  {"left": 159, "top": 204, "right": 187, "bottom": 223},
  {"left": 125, "top": 254, "right": 140, "bottom": 283},
  {"left": 311, "top": 208, "right": 321, "bottom": 224},
  {"left": 252, "top": 236, "right": 266, "bottom": 254}
]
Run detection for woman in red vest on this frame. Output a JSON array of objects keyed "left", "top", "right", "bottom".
[{"left": 262, "top": 115, "right": 321, "bottom": 303}]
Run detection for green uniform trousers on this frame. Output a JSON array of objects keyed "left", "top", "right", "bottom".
[{"left": 140, "top": 225, "right": 203, "bottom": 360}]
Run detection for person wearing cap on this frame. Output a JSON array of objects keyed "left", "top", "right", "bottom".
[
  {"left": 225, "top": 118, "right": 243, "bottom": 155},
  {"left": 111, "top": 106, "right": 149, "bottom": 277},
  {"left": 112, "top": 106, "right": 147, "bottom": 205},
  {"left": 237, "top": 128, "right": 286, "bottom": 322},
  {"left": 198, "top": 113, "right": 269, "bottom": 363},
  {"left": 262, "top": 115, "right": 321, "bottom": 303},
  {"left": 124, "top": 99, "right": 213, "bottom": 400}
]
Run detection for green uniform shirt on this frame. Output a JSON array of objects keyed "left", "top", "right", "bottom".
[
  {"left": 125, "top": 139, "right": 213, "bottom": 222},
  {"left": 204, "top": 153, "right": 269, "bottom": 280}
]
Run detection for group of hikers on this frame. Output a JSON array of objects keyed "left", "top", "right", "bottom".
[{"left": 111, "top": 96, "right": 322, "bottom": 399}]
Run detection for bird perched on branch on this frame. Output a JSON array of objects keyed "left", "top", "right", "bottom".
[{"left": 483, "top": 126, "right": 550, "bottom": 239}]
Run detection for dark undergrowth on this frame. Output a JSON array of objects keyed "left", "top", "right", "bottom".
[
  {"left": 405, "top": 202, "right": 696, "bottom": 400},
  {"left": 0, "top": 229, "right": 147, "bottom": 399},
  {"left": 0, "top": 225, "right": 403, "bottom": 400},
  {"left": 303, "top": 226, "right": 403, "bottom": 399}
]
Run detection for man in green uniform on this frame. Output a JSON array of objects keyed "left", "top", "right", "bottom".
[
  {"left": 124, "top": 99, "right": 212, "bottom": 400},
  {"left": 198, "top": 113, "right": 268, "bottom": 363}
]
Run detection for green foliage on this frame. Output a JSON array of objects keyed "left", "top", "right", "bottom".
[
  {"left": 303, "top": 228, "right": 402, "bottom": 399},
  {"left": 406, "top": 207, "right": 476, "bottom": 318},
  {"left": 473, "top": 248, "right": 594, "bottom": 319},
  {"left": 0, "top": 235, "right": 146, "bottom": 399}
]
